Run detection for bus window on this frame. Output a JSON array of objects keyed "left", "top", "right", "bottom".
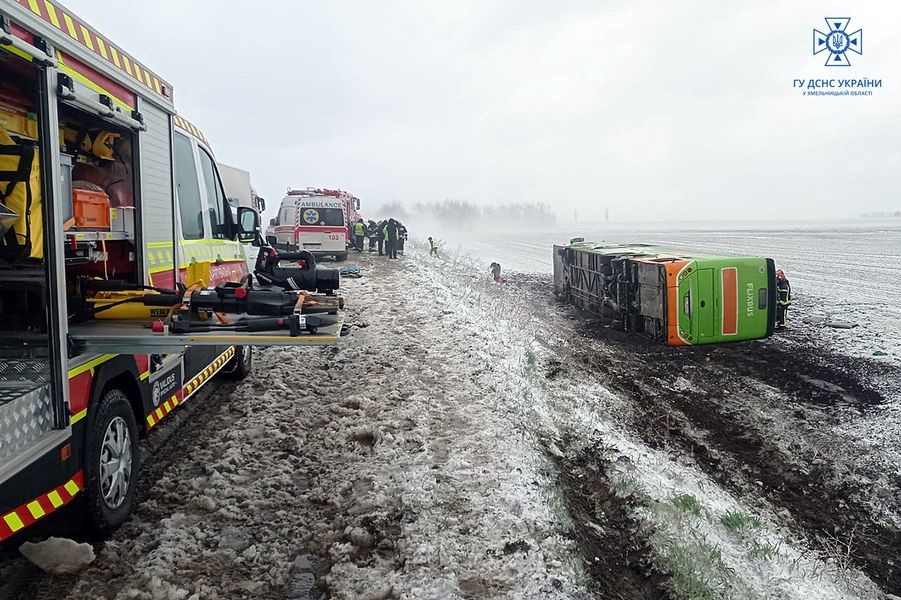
[
  {"left": 198, "top": 149, "right": 228, "bottom": 239},
  {"left": 174, "top": 133, "right": 204, "bottom": 240}
]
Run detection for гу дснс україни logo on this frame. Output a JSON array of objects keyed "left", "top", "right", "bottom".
[{"left": 813, "top": 18, "right": 862, "bottom": 66}]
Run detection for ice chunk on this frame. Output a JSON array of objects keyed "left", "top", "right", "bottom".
[{"left": 19, "top": 537, "right": 95, "bottom": 574}]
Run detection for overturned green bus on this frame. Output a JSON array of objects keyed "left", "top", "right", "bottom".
[{"left": 553, "top": 240, "right": 777, "bottom": 345}]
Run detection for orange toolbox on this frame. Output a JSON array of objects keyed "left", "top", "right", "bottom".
[{"left": 72, "top": 187, "right": 111, "bottom": 229}]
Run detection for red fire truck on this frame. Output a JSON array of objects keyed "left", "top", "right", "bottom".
[{"left": 0, "top": 0, "right": 340, "bottom": 543}]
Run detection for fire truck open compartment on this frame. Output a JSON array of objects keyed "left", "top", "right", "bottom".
[
  {"left": 0, "top": 47, "right": 62, "bottom": 469},
  {"left": 0, "top": 0, "right": 347, "bottom": 544},
  {"left": 59, "top": 100, "right": 138, "bottom": 286}
]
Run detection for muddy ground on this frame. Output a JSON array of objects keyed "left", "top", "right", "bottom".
[
  {"left": 1, "top": 247, "right": 898, "bottom": 599},
  {"left": 504, "top": 273, "right": 901, "bottom": 596}
]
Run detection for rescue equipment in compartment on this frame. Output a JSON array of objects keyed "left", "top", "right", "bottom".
[
  {"left": 68, "top": 244, "right": 342, "bottom": 336},
  {"left": 254, "top": 248, "right": 340, "bottom": 293},
  {"left": 0, "top": 200, "right": 16, "bottom": 238},
  {"left": 72, "top": 278, "right": 337, "bottom": 328},
  {"left": 0, "top": 125, "right": 42, "bottom": 261}
]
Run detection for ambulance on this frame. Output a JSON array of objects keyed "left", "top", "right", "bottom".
[
  {"left": 266, "top": 188, "right": 361, "bottom": 262},
  {"left": 0, "top": 0, "right": 339, "bottom": 542}
]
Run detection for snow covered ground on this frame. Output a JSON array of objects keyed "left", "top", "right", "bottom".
[
  {"left": 4, "top": 226, "right": 898, "bottom": 599},
  {"left": 459, "top": 219, "right": 901, "bottom": 363}
]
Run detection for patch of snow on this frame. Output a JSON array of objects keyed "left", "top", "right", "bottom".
[{"left": 19, "top": 537, "right": 95, "bottom": 575}]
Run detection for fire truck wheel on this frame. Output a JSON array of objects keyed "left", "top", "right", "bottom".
[
  {"left": 84, "top": 388, "right": 140, "bottom": 533},
  {"left": 223, "top": 345, "right": 253, "bottom": 380},
  {"left": 335, "top": 252, "right": 348, "bottom": 262}
]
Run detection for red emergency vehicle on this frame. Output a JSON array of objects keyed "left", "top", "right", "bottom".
[{"left": 0, "top": 0, "right": 339, "bottom": 542}]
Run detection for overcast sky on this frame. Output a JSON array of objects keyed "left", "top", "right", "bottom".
[{"left": 65, "top": 0, "right": 900, "bottom": 223}]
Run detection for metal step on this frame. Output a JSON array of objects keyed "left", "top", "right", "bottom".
[{"left": 0, "top": 382, "right": 54, "bottom": 464}]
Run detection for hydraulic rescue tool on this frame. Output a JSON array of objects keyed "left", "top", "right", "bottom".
[{"left": 70, "top": 247, "right": 343, "bottom": 336}]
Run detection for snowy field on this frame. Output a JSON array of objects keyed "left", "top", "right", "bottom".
[
  {"left": 2, "top": 227, "right": 899, "bottom": 599},
  {"left": 457, "top": 219, "right": 901, "bottom": 362}
]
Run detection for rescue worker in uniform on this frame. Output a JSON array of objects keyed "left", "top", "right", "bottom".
[
  {"left": 376, "top": 220, "right": 386, "bottom": 255},
  {"left": 385, "top": 218, "right": 399, "bottom": 259},
  {"left": 490, "top": 262, "right": 505, "bottom": 283},
  {"left": 396, "top": 221, "right": 407, "bottom": 255},
  {"left": 353, "top": 218, "right": 366, "bottom": 251},
  {"left": 367, "top": 220, "right": 378, "bottom": 252},
  {"left": 775, "top": 269, "right": 792, "bottom": 330},
  {"left": 428, "top": 236, "right": 440, "bottom": 258}
]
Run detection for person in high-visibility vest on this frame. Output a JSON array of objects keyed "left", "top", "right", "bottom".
[
  {"left": 775, "top": 269, "right": 792, "bottom": 330},
  {"left": 428, "top": 237, "right": 440, "bottom": 258},
  {"left": 353, "top": 218, "right": 366, "bottom": 251}
]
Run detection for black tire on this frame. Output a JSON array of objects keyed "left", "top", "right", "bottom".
[
  {"left": 335, "top": 252, "right": 348, "bottom": 262},
  {"left": 83, "top": 388, "right": 140, "bottom": 533},
  {"left": 223, "top": 345, "right": 253, "bottom": 380}
]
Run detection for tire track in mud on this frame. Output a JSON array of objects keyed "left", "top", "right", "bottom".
[
  {"left": 567, "top": 315, "right": 901, "bottom": 594},
  {"left": 0, "top": 382, "right": 229, "bottom": 600},
  {"left": 550, "top": 442, "right": 673, "bottom": 600},
  {"left": 499, "top": 275, "right": 901, "bottom": 593}
]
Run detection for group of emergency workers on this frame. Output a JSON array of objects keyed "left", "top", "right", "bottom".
[{"left": 351, "top": 218, "right": 407, "bottom": 259}]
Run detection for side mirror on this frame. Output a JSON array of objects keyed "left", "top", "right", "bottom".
[
  {"left": 269, "top": 218, "right": 277, "bottom": 227},
  {"left": 237, "top": 207, "right": 260, "bottom": 243}
]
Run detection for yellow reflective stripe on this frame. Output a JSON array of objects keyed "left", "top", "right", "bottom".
[
  {"left": 110, "top": 46, "right": 121, "bottom": 68},
  {"left": 27, "top": 0, "right": 40, "bottom": 14},
  {"left": 96, "top": 37, "right": 108, "bottom": 59},
  {"left": 62, "top": 13, "right": 78, "bottom": 39},
  {"left": 26, "top": 501, "right": 45, "bottom": 519},
  {"left": 47, "top": 491, "right": 64, "bottom": 509},
  {"left": 122, "top": 55, "right": 132, "bottom": 76},
  {"left": 44, "top": 1, "right": 61, "bottom": 27},
  {"left": 80, "top": 26, "right": 94, "bottom": 51},
  {"left": 64, "top": 480, "right": 79, "bottom": 496},
  {"left": 70, "top": 408, "right": 88, "bottom": 425},
  {"left": 3, "top": 512, "right": 24, "bottom": 532},
  {"left": 68, "top": 354, "right": 115, "bottom": 378},
  {"left": 57, "top": 61, "right": 132, "bottom": 111}
]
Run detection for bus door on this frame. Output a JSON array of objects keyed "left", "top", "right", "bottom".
[{"left": 694, "top": 269, "right": 716, "bottom": 341}]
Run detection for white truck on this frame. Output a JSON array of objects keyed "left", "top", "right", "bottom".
[
  {"left": 218, "top": 162, "right": 265, "bottom": 215},
  {"left": 218, "top": 162, "right": 265, "bottom": 273}
]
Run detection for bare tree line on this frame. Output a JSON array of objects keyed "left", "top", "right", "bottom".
[{"left": 374, "top": 199, "right": 556, "bottom": 228}]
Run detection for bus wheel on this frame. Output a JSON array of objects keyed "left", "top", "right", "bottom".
[
  {"left": 335, "top": 252, "right": 348, "bottom": 262},
  {"left": 84, "top": 388, "right": 140, "bottom": 533},
  {"left": 223, "top": 345, "right": 253, "bottom": 380}
]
